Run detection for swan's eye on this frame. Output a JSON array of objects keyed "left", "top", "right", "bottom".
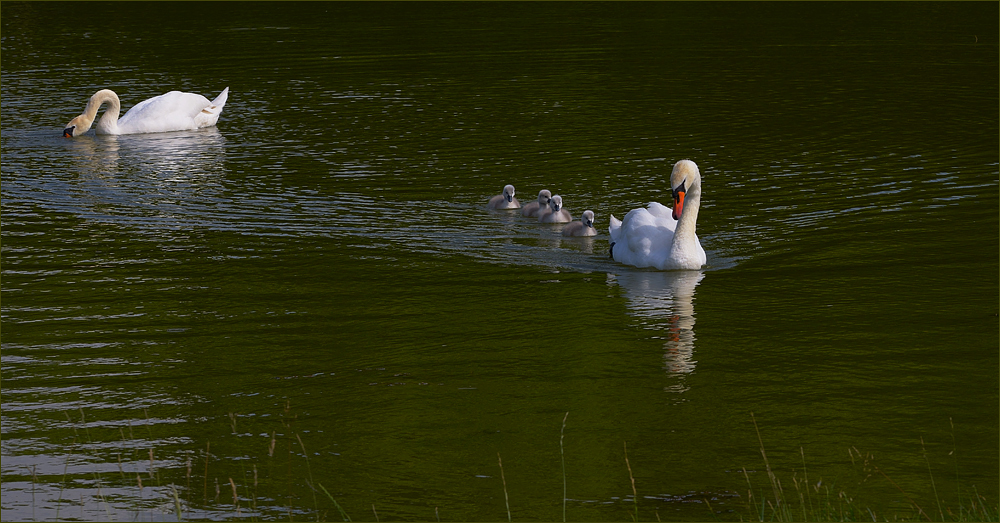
[{"left": 672, "top": 182, "right": 686, "bottom": 201}]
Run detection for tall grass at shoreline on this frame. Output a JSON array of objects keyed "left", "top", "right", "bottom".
[
  {"left": 9, "top": 408, "right": 997, "bottom": 522},
  {"left": 738, "top": 412, "right": 998, "bottom": 522}
]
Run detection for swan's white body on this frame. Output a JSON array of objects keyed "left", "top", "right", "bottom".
[
  {"left": 562, "top": 210, "right": 597, "bottom": 237},
  {"left": 521, "top": 189, "right": 551, "bottom": 217},
  {"left": 487, "top": 184, "right": 521, "bottom": 210},
  {"left": 539, "top": 194, "right": 572, "bottom": 223},
  {"left": 609, "top": 159, "right": 707, "bottom": 270},
  {"left": 63, "top": 87, "right": 229, "bottom": 137}
]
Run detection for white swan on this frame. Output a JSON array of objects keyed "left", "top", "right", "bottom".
[
  {"left": 609, "top": 159, "right": 707, "bottom": 270},
  {"left": 539, "top": 194, "right": 572, "bottom": 223},
  {"left": 521, "top": 189, "right": 551, "bottom": 217},
  {"left": 63, "top": 87, "right": 229, "bottom": 137},
  {"left": 562, "top": 210, "right": 597, "bottom": 237},
  {"left": 487, "top": 184, "right": 521, "bottom": 210}
]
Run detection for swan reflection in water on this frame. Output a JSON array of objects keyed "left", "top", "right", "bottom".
[
  {"left": 68, "top": 127, "right": 226, "bottom": 180},
  {"left": 608, "top": 270, "right": 705, "bottom": 395},
  {"left": 64, "top": 128, "right": 228, "bottom": 229},
  {"left": 115, "top": 127, "right": 227, "bottom": 178}
]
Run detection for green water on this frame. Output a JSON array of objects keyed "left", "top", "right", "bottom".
[{"left": 2, "top": 2, "right": 997, "bottom": 521}]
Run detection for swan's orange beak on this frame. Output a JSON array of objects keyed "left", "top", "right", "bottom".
[
  {"left": 63, "top": 128, "right": 74, "bottom": 138},
  {"left": 672, "top": 188, "right": 686, "bottom": 221}
]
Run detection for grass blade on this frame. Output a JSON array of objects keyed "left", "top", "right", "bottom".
[
  {"left": 317, "top": 483, "right": 352, "bottom": 522},
  {"left": 560, "top": 412, "right": 569, "bottom": 523},
  {"left": 624, "top": 441, "right": 638, "bottom": 522},
  {"left": 498, "top": 453, "right": 511, "bottom": 521}
]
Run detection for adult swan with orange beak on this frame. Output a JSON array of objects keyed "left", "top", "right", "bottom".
[{"left": 609, "top": 159, "right": 707, "bottom": 271}]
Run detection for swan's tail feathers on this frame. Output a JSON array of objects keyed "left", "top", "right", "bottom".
[
  {"left": 608, "top": 214, "right": 622, "bottom": 238},
  {"left": 194, "top": 88, "right": 229, "bottom": 128},
  {"left": 210, "top": 87, "right": 229, "bottom": 109}
]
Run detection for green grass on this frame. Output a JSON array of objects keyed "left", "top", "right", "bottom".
[
  {"left": 18, "top": 408, "right": 998, "bottom": 522},
  {"left": 736, "top": 412, "right": 998, "bottom": 522}
]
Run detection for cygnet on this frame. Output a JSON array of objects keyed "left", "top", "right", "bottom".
[
  {"left": 562, "top": 210, "right": 597, "bottom": 237},
  {"left": 487, "top": 184, "right": 521, "bottom": 210},
  {"left": 539, "top": 194, "right": 572, "bottom": 223},
  {"left": 521, "top": 189, "right": 552, "bottom": 217}
]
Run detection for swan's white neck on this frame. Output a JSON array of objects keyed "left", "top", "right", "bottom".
[
  {"left": 87, "top": 90, "right": 122, "bottom": 134},
  {"left": 670, "top": 181, "right": 701, "bottom": 260}
]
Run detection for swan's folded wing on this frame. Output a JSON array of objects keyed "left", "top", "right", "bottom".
[
  {"left": 622, "top": 208, "right": 654, "bottom": 254},
  {"left": 117, "top": 91, "right": 214, "bottom": 133},
  {"left": 645, "top": 201, "right": 677, "bottom": 232},
  {"left": 623, "top": 207, "right": 676, "bottom": 259}
]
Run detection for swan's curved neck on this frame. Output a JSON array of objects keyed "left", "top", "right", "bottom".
[
  {"left": 672, "top": 182, "right": 701, "bottom": 248},
  {"left": 87, "top": 89, "right": 121, "bottom": 134}
]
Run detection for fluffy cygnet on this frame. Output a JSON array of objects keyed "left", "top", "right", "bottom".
[
  {"left": 487, "top": 184, "right": 521, "bottom": 210},
  {"left": 521, "top": 189, "right": 552, "bottom": 217},
  {"left": 562, "top": 210, "right": 597, "bottom": 237},
  {"left": 539, "top": 194, "right": 572, "bottom": 223}
]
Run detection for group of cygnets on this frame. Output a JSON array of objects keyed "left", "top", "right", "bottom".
[
  {"left": 484, "top": 160, "right": 707, "bottom": 271},
  {"left": 486, "top": 185, "right": 597, "bottom": 237}
]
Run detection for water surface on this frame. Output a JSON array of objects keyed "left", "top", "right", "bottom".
[{"left": 2, "top": 2, "right": 997, "bottom": 521}]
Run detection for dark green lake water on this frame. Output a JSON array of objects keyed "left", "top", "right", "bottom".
[{"left": 2, "top": 2, "right": 997, "bottom": 521}]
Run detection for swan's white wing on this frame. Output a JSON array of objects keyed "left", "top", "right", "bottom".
[
  {"left": 625, "top": 208, "right": 674, "bottom": 255},
  {"left": 117, "top": 89, "right": 227, "bottom": 134},
  {"left": 611, "top": 205, "right": 677, "bottom": 269},
  {"left": 645, "top": 201, "right": 677, "bottom": 231}
]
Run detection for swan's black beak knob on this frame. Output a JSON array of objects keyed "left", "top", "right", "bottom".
[{"left": 63, "top": 127, "right": 75, "bottom": 138}]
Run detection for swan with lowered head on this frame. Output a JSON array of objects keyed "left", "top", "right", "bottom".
[
  {"left": 521, "top": 189, "right": 552, "bottom": 217},
  {"left": 609, "top": 159, "right": 707, "bottom": 270},
  {"left": 562, "top": 210, "right": 597, "bottom": 237},
  {"left": 539, "top": 194, "right": 572, "bottom": 223},
  {"left": 487, "top": 184, "right": 521, "bottom": 210},
  {"left": 63, "top": 87, "right": 229, "bottom": 137}
]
